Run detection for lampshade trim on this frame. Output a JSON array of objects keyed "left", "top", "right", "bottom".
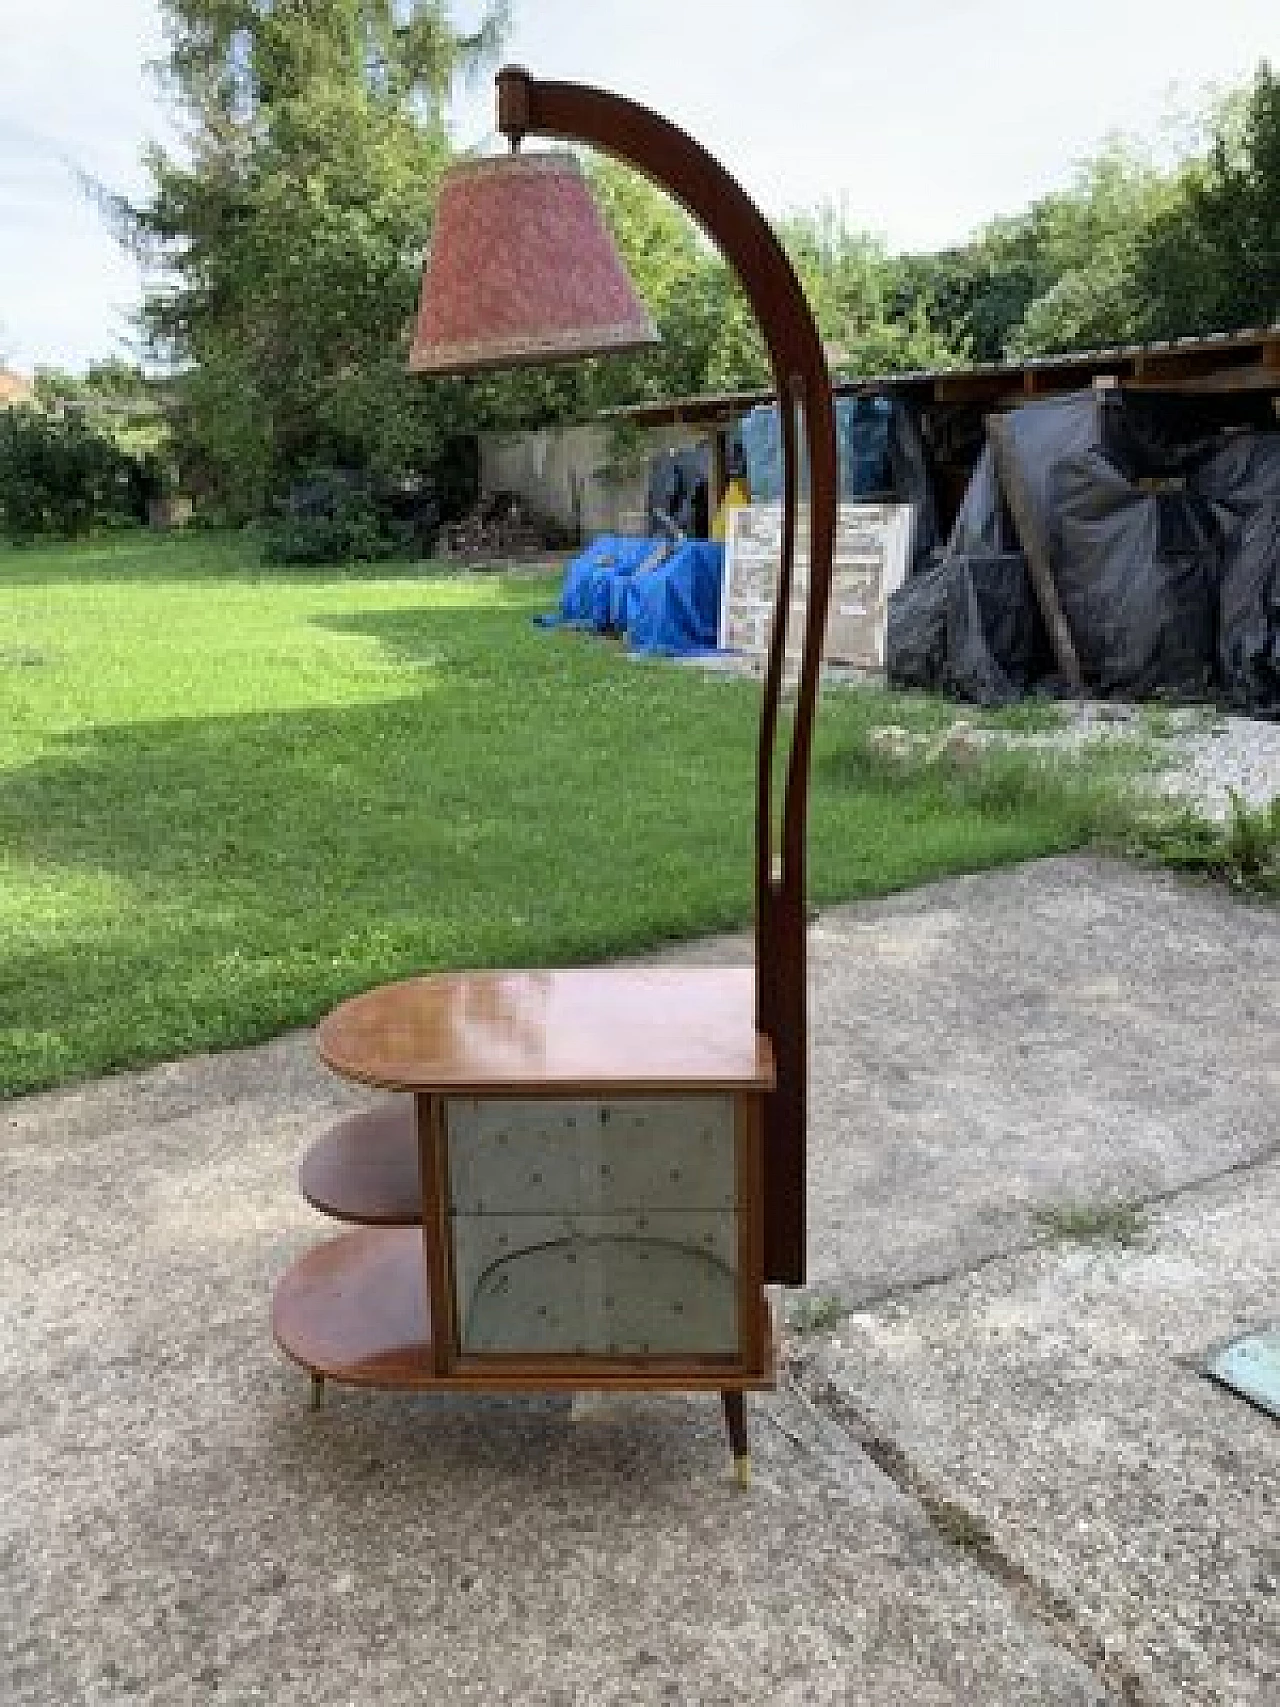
[{"left": 408, "top": 317, "right": 659, "bottom": 374}]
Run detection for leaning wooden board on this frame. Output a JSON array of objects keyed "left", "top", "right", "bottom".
[{"left": 721, "top": 501, "right": 916, "bottom": 667}]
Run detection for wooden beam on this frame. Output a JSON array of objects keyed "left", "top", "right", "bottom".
[
  {"left": 1126, "top": 362, "right": 1280, "bottom": 396},
  {"left": 987, "top": 413, "right": 1083, "bottom": 690},
  {"left": 933, "top": 371, "right": 1016, "bottom": 405}
]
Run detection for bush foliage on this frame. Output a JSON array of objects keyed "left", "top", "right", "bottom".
[{"left": 0, "top": 406, "right": 156, "bottom": 542}]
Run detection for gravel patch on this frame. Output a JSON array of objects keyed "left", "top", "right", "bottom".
[
  {"left": 681, "top": 650, "right": 1280, "bottom": 824},
  {"left": 1144, "top": 709, "right": 1280, "bottom": 821},
  {"left": 1005, "top": 702, "right": 1280, "bottom": 822}
]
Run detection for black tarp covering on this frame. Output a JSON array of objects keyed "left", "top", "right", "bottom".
[
  {"left": 1051, "top": 449, "right": 1220, "bottom": 699},
  {"left": 885, "top": 557, "right": 952, "bottom": 692},
  {"left": 1104, "top": 390, "right": 1228, "bottom": 479},
  {"left": 886, "top": 552, "right": 1049, "bottom": 707},
  {"left": 647, "top": 445, "right": 710, "bottom": 539},
  {"left": 1190, "top": 431, "right": 1280, "bottom": 509},
  {"left": 1191, "top": 434, "right": 1280, "bottom": 713},
  {"left": 944, "top": 553, "right": 1050, "bottom": 706},
  {"left": 891, "top": 396, "right": 1280, "bottom": 714},
  {"left": 885, "top": 400, "right": 940, "bottom": 566},
  {"left": 946, "top": 445, "right": 1010, "bottom": 557},
  {"left": 1215, "top": 503, "right": 1280, "bottom": 714}
]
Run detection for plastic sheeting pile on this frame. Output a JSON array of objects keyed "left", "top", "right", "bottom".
[
  {"left": 538, "top": 533, "right": 725, "bottom": 656},
  {"left": 887, "top": 392, "right": 1280, "bottom": 715}
]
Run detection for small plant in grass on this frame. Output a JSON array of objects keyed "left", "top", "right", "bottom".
[
  {"left": 1222, "top": 789, "right": 1280, "bottom": 881},
  {"left": 981, "top": 697, "right": 1069, "bottom": 735},
  {"left": 1032, "top": 1201, "right": 1148, "bottom": 1248},
  {"left": 1126, "top": 792, "right": 1280, "bottom": 893},
  {"left": 1138, "top": 703, "right": 1178, "bottom": 742}
]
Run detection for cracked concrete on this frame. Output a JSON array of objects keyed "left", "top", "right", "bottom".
[
  {"left": 803, "top": 1156, "right": 1279, "bottom": 1705},
  {"left": 2, "top": 855, "right": 1276, "bottom": 1704}
]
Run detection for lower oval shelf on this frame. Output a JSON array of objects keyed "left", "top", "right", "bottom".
[
  {"left": 273, "top": 1226, "right": 436, "bottom": 1387},
  {"left": 299, "top": 1100, "right": 421, "bottom": 1225}
]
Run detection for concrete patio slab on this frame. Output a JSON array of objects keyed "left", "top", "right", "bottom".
[
  {"left": 802, "top": 854, "right": 1278, "bottom": 1306},
  {"left": 0, "top": 1093, "right": 1103, "bottom": 1707},
  {"left": 805, "top": 1156, "right": 1279, "bottom": 1706},
  {"left": 2, "top": 854, "right": 1276, "bottom": 1704}
]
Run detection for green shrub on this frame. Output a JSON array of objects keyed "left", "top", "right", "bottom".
[
  {"left": 262, "top": 467, "right": 436, "bottom": 566},
  {"left": 0, "top": 405, "right": 156, "bottom": 542}
]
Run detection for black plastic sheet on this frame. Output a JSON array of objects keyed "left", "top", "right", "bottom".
[
  {"left": 943, "top": 553, "right": 1050, "bottom": 706},
  {"left": 946, "top": 445, "right": 1010, "bottom": 558},
  {"left": 647, "top": 446, "right": 710, "bottom": 539},
  {"left": 1216, "top": 501, "right": 1280, "bottom": 716},
  {"left": 886, "top": 402, "right": 940, "bottom": 568},
  {"left": 1050, "top": 450, "right": 1219, "bottom": 699},
  {"left": 885, "top": 558, "right": 953, "bottom": 692},
  {"left": 1189, "top": 431, "right": 1280, "bottom": 511},
  {"left": 1185, "top": 435, "right": 1280, "bottom": 714},
  {"left": 1104, "top": 390, "right": 1226, "bottom": 479},
  {"left": 888, "top": 395, "right": 1280, "bottom": 711}
]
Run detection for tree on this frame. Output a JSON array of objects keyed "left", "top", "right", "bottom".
[
  {"left": 890, "top": 241, "right": 1035, "bottom": 365},
  {"left": 0, "top": 405, "right": 154, "bottom": 541},
  {"left": 588, "top": 155, "right": 765, "bottom": 402},
  {"left": 1000, "top": 140, "right": 1176, "bottom": 355},
  {"left": 893, "top": 140, "right": 1176, "bottom": 361},
  {"left": 779, "top": 205, "right": 960, "bottom": 375},
  {"left": 895, "top": 68, "right": 1278, "bottom": 362},
  {"left": 1132, "top": 62, "right": 1280, "bottom": 338},
  {"left": 582, "top": 172, "right": 958, "bottom": 410},
  {"left": 126, "top": 0, "right": 506, "bottom": 517}
]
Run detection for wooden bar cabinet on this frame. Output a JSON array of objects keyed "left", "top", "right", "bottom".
[{"left": 273, "top": 968, "right": 774, "bottom": 1476}]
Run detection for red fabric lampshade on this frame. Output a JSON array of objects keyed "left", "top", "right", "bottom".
[{"left": 409, "top": 151, "right": 660, "bottom": 374}]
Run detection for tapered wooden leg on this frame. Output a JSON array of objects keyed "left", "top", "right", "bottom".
[
  {"left": 309, "top": 1372, "right": 325, "bottom": 1411},
  {"left": 721, "top": 1390, "right": 750, "bottom": 1487}
]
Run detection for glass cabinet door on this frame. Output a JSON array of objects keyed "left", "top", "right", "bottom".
[{"left": 444, "top": 1096, "right": 742, "bottom": 1358}]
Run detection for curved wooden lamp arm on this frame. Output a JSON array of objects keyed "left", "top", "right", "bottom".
[{"left": 497, "top": 68, "right": 836, "bottom": 1282}]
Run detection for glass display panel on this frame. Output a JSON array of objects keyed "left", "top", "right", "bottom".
[{"left": 445, "top": 1096, "right": 740, "bottom": 1357}]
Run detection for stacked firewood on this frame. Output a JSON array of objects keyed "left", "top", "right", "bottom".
[{"left": 439, "top": 491, "right": 571, "bottom": 560}]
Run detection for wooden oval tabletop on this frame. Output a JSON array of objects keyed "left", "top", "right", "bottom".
[{"left": 317, "top": 966, "right": 775, "bottom": 1095}]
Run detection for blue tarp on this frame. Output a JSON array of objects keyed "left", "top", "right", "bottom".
[
  {"left": 557, "top": 534, "right": 666, "bottom": 629},
  {"left": 540, "top": 534, "right": 725, "bottom": 656},
  {"left": 626, "top": 540, "right": 724, "bottom": 655},
  {"left": 740, "top": 396, "right": 897, "bottom": 503}
]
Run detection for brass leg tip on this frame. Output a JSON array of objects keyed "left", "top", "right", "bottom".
[
  {"left": 309, "top": 1373, "right": 325, "bottom": 1411},
  {"left": 733, "top": 1454, "right": 751, "bottom": 1489}
]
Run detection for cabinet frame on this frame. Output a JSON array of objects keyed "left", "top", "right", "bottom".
[{"left": 418, "top": 1089, "right": 766, "bottom": 1385}]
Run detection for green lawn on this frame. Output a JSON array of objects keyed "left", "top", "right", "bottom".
[{"left": 0, "top": 530, "right": 1137, "bottom": 1097}]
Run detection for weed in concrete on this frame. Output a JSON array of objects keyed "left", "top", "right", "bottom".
[
  {"left": 1032, "top": 1201, "right": 1149, "bottom": 1248},
  {"left": 786, "top": 1293, "right": 850, "bottom": 1336},
  {"left": 929, "top": 1500, "right": 996, "bottom": 1555}
]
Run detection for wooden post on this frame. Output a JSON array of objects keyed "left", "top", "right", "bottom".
[{"left": 986, "top": 412, "right": 1083, "bottom": 690}]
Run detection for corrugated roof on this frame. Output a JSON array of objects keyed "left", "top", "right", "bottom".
[{"left": 601, "top": 324, "right": 1280, "bottom": 429}]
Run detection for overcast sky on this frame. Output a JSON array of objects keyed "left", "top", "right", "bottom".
[{"left": 1, "top": 0, "right": 1275, "bottom": 373}]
